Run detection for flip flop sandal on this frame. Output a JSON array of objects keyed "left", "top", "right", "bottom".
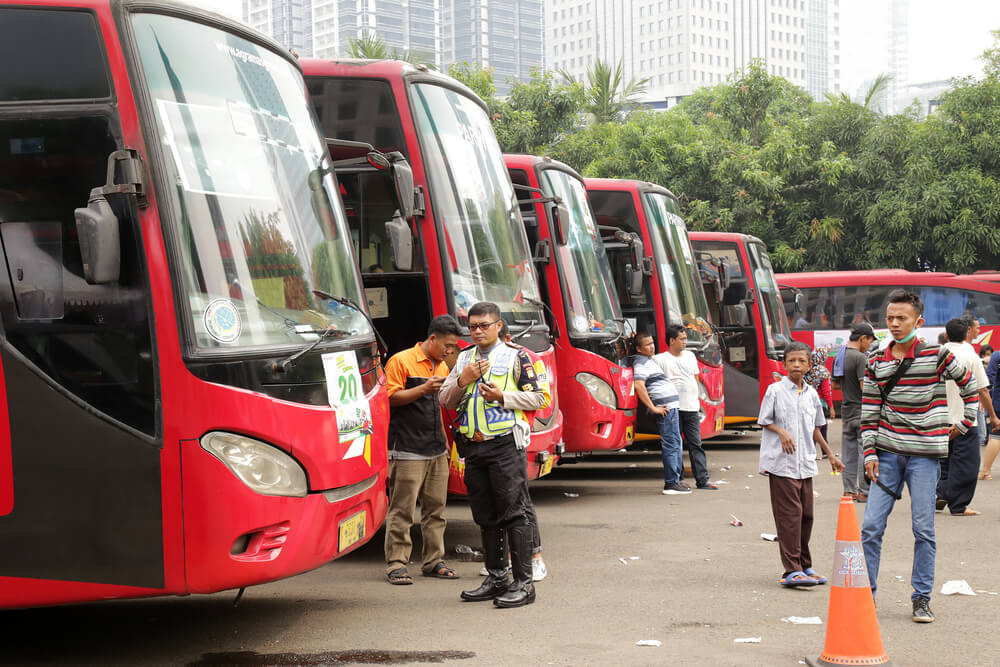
[
  {"left": 387, "top": 568, "right": 413, "bottom": 585},
  {"left": 779, "top": 571, "right": 818, "bottom": 587},
  {"left": 423, "top": 561, "right": 460, "bottom": 579},
  {"left": 804, "top": 568, "right": 828, "bottom": 585},
  {"left": 951, "top": 508, "right": 981, "bottom": 516},
  {"left": 979, "top": 471, "right": 993, "bottom": 480}
]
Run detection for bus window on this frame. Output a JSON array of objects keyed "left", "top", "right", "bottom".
[
  {"left": 746, "top": 242, "right": 790, "bottom": 353},
  {"left": 307, "top": 77, "right": 408, "bottom": 158}
]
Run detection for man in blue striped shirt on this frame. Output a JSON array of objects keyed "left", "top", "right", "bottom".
[
  {"left": 860, "top": 289, "right": 978, "bottom": 624},
  {"left": 630, "top": 332, "right": 686, "bottom": 495}
]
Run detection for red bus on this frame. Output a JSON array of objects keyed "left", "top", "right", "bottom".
[
  {"left": 505, "top": 156, "right": 636, "bottom": 456},
  {"left": 778, "top": 269, "right": 1000, "bottom": 397},
  {"left": 688, "top": 232, "right": 790, "bottom": 424},
  {"left": 585, "top": 180, "right": 725, "bottom": 440},
  {"left": 302, "top": 60, "right": 562, "bottom": 492},
  {"left": 1, "top": 1, "right": 390, "bottom": 609}
]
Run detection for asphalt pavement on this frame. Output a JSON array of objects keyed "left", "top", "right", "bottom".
[{"left": 4, "top": 424, "right": 999, "bottom": 666}]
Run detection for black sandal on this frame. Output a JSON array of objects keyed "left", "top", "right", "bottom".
[
  {"left": 386, "top": 567, "right": 413, "bottom": 585},
  {"left": 423, "top": 561, "right": 460, "bottom": 579}
]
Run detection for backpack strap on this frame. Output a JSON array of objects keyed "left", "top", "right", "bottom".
[{"left": 877, "top": 341, "right": 927, "bottom": 404}]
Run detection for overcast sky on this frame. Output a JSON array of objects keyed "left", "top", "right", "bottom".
[{"left": 189, "top": 0, "right": 1000, "bottom": 98}]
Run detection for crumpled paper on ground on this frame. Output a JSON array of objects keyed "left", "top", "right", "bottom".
[
  {"left": 941, "top": 580, "right": 976, "bottom": 596},
  {"left": 781, "top": 616, "right": 822, "bottom": 625}
]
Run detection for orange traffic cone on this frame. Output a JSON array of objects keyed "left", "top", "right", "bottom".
[{"left": 806, "top": 495, "right": 895, "bottom": 667}]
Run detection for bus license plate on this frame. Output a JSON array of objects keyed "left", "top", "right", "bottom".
[
  {"left": 715, "top": 416, "right": 723, "bottom": 432},
  {"left": 539, "top": 456, "right": 554, "bottom": 477},
  {"left": 625, "top": 425, "right": 635, "bottom": 445},
  {"left": 338, "top": 511, "right": 366, "bottom": 552}
]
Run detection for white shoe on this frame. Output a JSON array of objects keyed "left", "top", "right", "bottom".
[{"left": 532, "top": 557, "right": 548, "bottom": 582}]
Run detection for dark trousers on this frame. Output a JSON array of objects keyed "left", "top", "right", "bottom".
[
  {"left": 937, "top": 424, "right": 981, "bottom": 514},
  {"left": 464, "top": 434, "right": 529, "bottom": 529},
  {"left": 678, "top": 410, "right": 710, "bottom": 486},
  {"left": 768, "top": 474, "right": 814, "bottom": 576}
]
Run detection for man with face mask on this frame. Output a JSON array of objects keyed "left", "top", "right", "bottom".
[{"left": 860, "top": 290, "right": 979, "bottom": 624}]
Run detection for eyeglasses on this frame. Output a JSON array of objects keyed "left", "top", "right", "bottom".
[{"left": 468, "top": 320, "right": 499, "bottom": 332}]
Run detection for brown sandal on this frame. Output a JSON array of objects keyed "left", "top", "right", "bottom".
[
  {"left": 979, "top": 471, "right": 993, "bottom": 480},
  {"left": 423, "top": 561, "right": 460, "bottom": 579},
  {"left": 387, "top": 567, "right": 413, "bottom": 585}
]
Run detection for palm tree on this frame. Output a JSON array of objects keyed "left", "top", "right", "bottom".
[
  {"left": 345, "top": 32, "right": 435, "bottom": 68},
  {"left": 570, "top": 59, "right": 649, "bottom": 124}
]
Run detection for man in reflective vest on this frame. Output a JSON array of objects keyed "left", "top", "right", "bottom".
[{"left": 440, "top": 301, "right": 551, "bottom": 608}]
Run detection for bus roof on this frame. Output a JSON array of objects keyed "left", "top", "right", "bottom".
[
  {"left": 583, "top": 177, "right": 677, "bottom": 201},
  {"left": 777, "top": 269, "right": 1000, "bottom": 292},
  {"left": 504, "top": 154, "right": 582, "bottom": 179},
  {"left": 688, "top": 231, "right": 765, "bottom": 246},
  {"left": 300, "top": 58, "right": 487, "bottom": 113}
]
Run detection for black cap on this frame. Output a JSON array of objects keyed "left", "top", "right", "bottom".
[{"left": 851, "top": 322, "right": 876, "bottom": 338}]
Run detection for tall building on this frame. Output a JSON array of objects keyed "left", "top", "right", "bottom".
[
  {"left": 888, "top": 0, "right": 909, "bottom": 114},
  {"left": 442, "top": 0, "right": 545, "bottom": 95},
  {"left": 312, "top": 0, "right": 443, "bottom": 64},
  {"left": 244, "top": 0, "right": 544, "bottom": 92},
  {"left": 547, "top": 0, "right": 840, "bottom": 109},
  {"left": 243, "top": 0, "right": 313, "bottom": 56}
]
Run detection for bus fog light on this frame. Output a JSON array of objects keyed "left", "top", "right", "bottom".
[
  {"left": 575, "top": 372, "right": 617, "bottom": 409},
  {"left": 201, "top": 431, "right": 308, "bottom": 497}
]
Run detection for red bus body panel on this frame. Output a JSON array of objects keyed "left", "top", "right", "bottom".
[{"left": 0, "top": 0, "right": 387, "bottom": 609}]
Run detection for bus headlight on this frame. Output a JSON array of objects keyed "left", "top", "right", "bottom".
[
  {"left": 576, "top": 372, "right": 617, "bottom": 409},
  {"left": 201, "top": 431, "right": 308, "bottom": 497},
  {"left": 698, "top": 382, "right": 709, "bottom": 402}
]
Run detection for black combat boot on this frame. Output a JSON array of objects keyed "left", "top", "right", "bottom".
[
  {"left": 493, "top": 522, "right": 535, "bottom": 608},
  {"left": 460, "top": 527, "right": 510, "bottom": 602}
]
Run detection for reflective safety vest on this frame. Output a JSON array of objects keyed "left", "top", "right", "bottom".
[{"left": 455, "top": 343, "right": 524, "bottom": 439}]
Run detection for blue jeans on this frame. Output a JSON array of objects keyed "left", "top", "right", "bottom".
[
  {"left": 861, "top": 451, "right": 940, "bottom": 601},
  {"left": 678, "top": 410, "right": 710, "bottom": 486},
  {"left": 657, "top": 407, "right": 683, "bottom": 485}
]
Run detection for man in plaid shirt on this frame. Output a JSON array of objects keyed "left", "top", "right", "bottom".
[{"left": 860, "top": 289, "right": 978, "bottom": 624}]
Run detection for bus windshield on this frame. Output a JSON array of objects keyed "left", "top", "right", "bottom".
[
  {"left": 642, "top": 193, "right": 711, "bottom": 344},
  {"left": 411, "top": 83, "right": 543, "bottom": 326},
  {"left": 133, "top": 14, "right": 368, "bottom": 352},
  {"left": 539, "top": 169, "right": 622, "bottom": 336},
  {"left": 746, "top": 241, "right": 790, "bottom": 355}
]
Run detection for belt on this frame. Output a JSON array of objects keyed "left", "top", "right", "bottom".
[{"left": 470, "top": 431, "right": 514, "bottom": 443}]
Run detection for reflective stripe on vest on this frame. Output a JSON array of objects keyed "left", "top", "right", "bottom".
[{"left": 455, "top": 344, "right": 525, "bottom": 438}]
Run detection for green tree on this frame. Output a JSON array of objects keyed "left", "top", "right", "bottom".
[
  {"left": 569, "top": 59, "right": 649, "bottom": 124},
  {"left": 345, "top": 32, "right": 434, "bottom": 67}
]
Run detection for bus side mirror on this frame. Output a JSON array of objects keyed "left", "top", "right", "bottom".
[
  {"left": 74, "top": 194, "right": 120, "bottom": 284},
  {"left": 308, "top": 168, "right": 339, "bottom": 240},
  {"left": 385, "top": 212, "right": 413, "bottom": 271},
  {"left": 551, "top": 202, "right": 569, "bottom": 245},
  {"left": 386, "top": 152, "right": 415, "bottom": 221},
  {"left": 625, "top": 263, "right": 643, "bottom": 297}
]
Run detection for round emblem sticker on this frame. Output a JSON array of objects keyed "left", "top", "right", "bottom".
[{"left": 204, "top": 299, "right": 242, "bottom": 343}]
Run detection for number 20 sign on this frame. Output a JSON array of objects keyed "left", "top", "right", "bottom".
[{"left": 321, "top": 351, "right": 364, "bottom": 409}]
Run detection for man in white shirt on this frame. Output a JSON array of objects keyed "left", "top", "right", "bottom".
[
  {"left": 655, "top": 324, "right": 718, "bottom": 490},
  {"left": 937, "top": 317, "right": 991, "bottom": 515}
]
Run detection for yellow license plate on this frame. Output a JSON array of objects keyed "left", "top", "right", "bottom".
[
  {"left": 539, "top": 456, "right": 554, "bottom": 477},
  {"left": 625, "top": 425, "right": 635, "bottom": 444},
  {"left": 338, "top": 511, "right": 366, "bottom": 552},
  {"left": 715, "top": 416, "right": 723, "bottom": 432}
]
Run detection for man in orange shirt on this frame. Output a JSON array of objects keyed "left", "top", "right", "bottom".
[{"left": 384, "top": 315, "right": 461, "bottom": 584}]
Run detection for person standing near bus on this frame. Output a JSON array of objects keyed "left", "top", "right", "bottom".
[
  {"left": 833, "top": 322, "right": 876, "bottom": 502},
  {"left": 964, "top": 319, "right": 1000, "bottom": 448},
  {"left": 440, "top": 302, "right": 550, "bottom": 608},
  {"left": 934, "top": 318, "right": 988, "bottom": 516},
  {"left": 982, "top": 348, "right": 1000, "bottom": 479},
  {"left": 629, "top": 332, "right": 687, "bottom": 495},
  {"left": 657, "top": 324, "right": 718, "bottom": 490},
  {"left": 861, "top": 290, "right": 979, "bottom": 624},
  {"left": 383, "top": 315, "right": 462, "bottom": 585}
]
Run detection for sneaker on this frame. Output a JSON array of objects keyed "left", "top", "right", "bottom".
[
  {"left": 532, "top": 557, "right": 548, "bottom": 582},
  {"left": 663, "top": 483, "right": 693, "bottom": 495},
  {"left": 912, "top": 597, "right": 934, "bottom": 623},
  {"left": 697, "top": 482, "right": 719, "bottom": 490}
]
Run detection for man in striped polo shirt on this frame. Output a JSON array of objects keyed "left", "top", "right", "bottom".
[{"left": 860, "top": 289, "right": 979, "bottom": 624}]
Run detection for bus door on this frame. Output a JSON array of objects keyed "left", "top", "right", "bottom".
[
  {"left": 0, "top": 5, "right": 165, "bottom": 591},
  {"left": 307, "top": 76, "right": 432, "bottom": 354}
]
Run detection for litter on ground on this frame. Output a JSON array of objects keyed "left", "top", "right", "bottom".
[
  {"left": 733, "top": 637, "right": 762, "bottom": 643},
  {"left": 635, "top": 640, "right": 661, "bottom": 647},
  {"left": 941, "top": 580, "right": 976, "bottom": 596},
  {"left": 760, "top": 533, "right": 778, "bottom": 542},
  {"left": 781, "top": 616, "right": 822, "bottom": 625},
  {"left": 563, "top": 492, "right": 580, "bottom": 498}
]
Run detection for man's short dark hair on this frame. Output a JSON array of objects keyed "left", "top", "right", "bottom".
[
  {"left": 785, "top": 340, "right": 811, "bottom": 359},
  {"left": 665, "top": 324, "right": 686, "bottom": 344},
  {"left": 937, "top": 331, "right": 948, "bottom": 345},
  {"left": 945, "top": 317, "right": 969, "bottom": 343},
  {"left": 428, "top": 314, "right": 461, "bottom": 338},
  {"left": 849, "top": 322, "right": 876, "bottom": 341},
  {"left": 468, "top": 301, "right": 501, "bottom": 320},
  {"left": 630, "top": 331, "right": 654, "bottom": 354},
  {"left": 886, "top": 289, "right": 924, "bottom": 316}
]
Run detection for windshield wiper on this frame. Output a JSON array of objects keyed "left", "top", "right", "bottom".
[
  {"left": 273, "top": 326, "right": 352, "bottom": 373},
  {"left": 521, "top": 296, "right": 560, "bottom": 346},
  {"left": 312, "top": 289, "right": 388, "bottom": 359}
]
